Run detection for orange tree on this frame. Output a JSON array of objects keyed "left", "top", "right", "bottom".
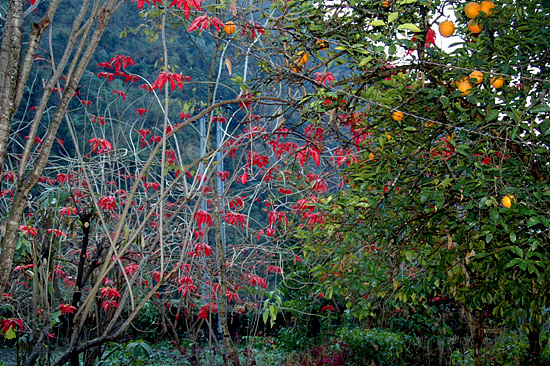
[{"left": 271, "top": 0, "right": 550, "bottom": 365}]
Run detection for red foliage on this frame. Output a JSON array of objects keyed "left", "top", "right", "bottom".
[
  {"left": 195, "top": 209, "right": 213, "bottom": 227},
  {"left": 152, "top": 72, "right": 191, "bottom": 91},
  {"left": 55, "top": 303, "right": 77, "bottom": 315},
  {"left": 0, "top": 318, "right": 24, "bottom": 334},
  {"left": 98, "top": 196, "right": 117, "bottom": 211},
  {"left": 188, "top": 15, "right": 224, "bottom": 32},
  {"left": 19, "top": 225, "right": 38, "bottom": 236}
]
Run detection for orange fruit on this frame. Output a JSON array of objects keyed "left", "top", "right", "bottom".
[
  {"left": 296, "top": 51, "right": 309, "bottom": 66},
  {"left": 480, "top": 1, "right": 495, "bottom": 16},
  {"left": 223, "top": 21, "right": 237, "bottom": 35},
  {"left": 490, "top": 76, "right": 504, "bottom": 88},
  {"left": 439, "top": 21, "right": 455, "bottom": 37},
  {"left": 464, "top": 2, "right": 481, "bottom": 18},
  {"left": 382, "top": 0, "right": 390, "bottom": 7},
  {"left": 392, "top": 111, "right": 403, "bottom": 121},
  {"left": 469, "top": 70, "right": 484, "bottom": 84},
  {"left": 468, "top": 19, "right": 483, "bottom": 33},
  {"left": 458, "top": 81, "right": 472, "bottom": 96},
  {"left": 502, "top": 195, "right": 516, "bottom": 208},
  {"left": 368, "top": 152, "right": 375, "bottom": 161},
  {"left": 316, "top": 39, "right": 328, "bottom": 50},
  {"left": 455, "top": 76, "right": 469, "bottom": 87}
]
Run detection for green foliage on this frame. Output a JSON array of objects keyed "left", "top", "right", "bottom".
[
  {"left": 97, "top": 340, "right": 153, "bottom": 366},
  {"left": 276, "top": 327, "right": 317, "bottom": 352},
  {"left": 338, "top": 328, "right": 410, "bottom": 366}
]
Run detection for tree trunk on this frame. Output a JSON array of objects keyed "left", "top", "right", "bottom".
[
  {"left": 466, "top": 308, "right": 486, "bottom": 366},
  {"left": 211, "top": 186, "right": 240, "bottom": 365},
  {"left": 527, "top": 324, "right": 542, "bottom": 366}
]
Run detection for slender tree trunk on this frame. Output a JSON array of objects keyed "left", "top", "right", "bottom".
[
  {"left": 211, "top": 180, "right": 240, "bottom": 365},
  {"left": 527, "top": 324, "right": 542, "bottom": 366},
  {"left": 466, "top": 308, "right": 486, "bottom": 366},
  {"left": 0, "top": 0, "right": 24, "bottom": 178}
]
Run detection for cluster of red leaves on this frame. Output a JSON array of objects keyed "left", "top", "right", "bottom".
[
  {"left": 132, "top": 0, "right": 204, "bottom": 20},
  {"left": 189, "top": 242, "right": 213, "bottom": 257},
  {"left": 195, "top": 210, "right": 213, "bottom": 227},
  {"left": 88, "top": 138, "right": 113, "bottom": 154},
  {"left": 197, "top": 302, "right": 217, "bottom": 319},
  {"left": 224, "top": 211, "right": 247, "bottom": 228},
  {"left": 98, "top": 196, "right": 117, "bottom": 211},
  {"left": 19, "top": 225, "right": 38, "bottom": 236},
  {"left": 0, "top": 318, "right": 24, "bottom": 334},
  {"left": 188, "top": 15, "right": 224, "bottom": 32},
  {"left": 56, "top": 303, "right": 77, "bottom": 315},
  {"left": 152, "top": 72, "right": 191, "bottom": 91}
]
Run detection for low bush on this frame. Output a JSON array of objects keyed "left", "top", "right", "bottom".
[{"left": 338, "top": 328, "right": 410, "bottom": 366}]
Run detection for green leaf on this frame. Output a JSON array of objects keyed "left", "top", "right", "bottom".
[
  {"left": 486, "top": 109, "right": 499, "bottom": 122},
  {"left": 50, "top": 310, "right": 62, "bottom": 326},
  {"left": 486, "top": 233, "right": 493, "bottom": 243},
  {"left": 359, "top": 56, "right": 373, "bottom": 67},
  {"left": 510, "top": 232, "right": 517, "bottom": 243},
  {"left": 4, "top": 327, "right": 16, "bottom": 340},
  {"left": 397, "top": 23, "right": 422, "bottom": 32},
  {"left": 530, "top": 104, "right": 550, "bottom": 113},
  {"left": 388, "top": 12, "right": 399, "bottom": 23},
  {"left": 369, "top": 20, "right": 386, "bottom": 26},
  {"left": 505, "top": 258, "right": 521, "bottom": 269},
  {"left": 527, "top": 216, "right": 539, "bottom": 228},
  {"left": 509, "top": 246, "right": 523, "bottom": 258}
]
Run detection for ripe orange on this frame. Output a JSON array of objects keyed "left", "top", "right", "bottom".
[
  {"left": 224, "top": 21, "right": 237, "bottom": 35},
  {"left": 316, "top": 39, "right": 328, "bottom": 50},
  {"left": 468, "top": 19, "right": 483, "bottom": 33},
  {"left": 458, "top": 81, "right": 472, "bottom": 96},
  {"left": 439, "top": 21, "right": 455, "bottom": 37},
  {"left": 382, "top": 0, "right": 390, "bottom": 7},
  {"left": 455, "top": 76, "right": 469, "bottom": 87},
  {"left": 392, "top": 111, "right": 404, "bottom": 121},
  {"left": 469, "top": 70, "right": 484, "bottom": 84},
  {"left": 490, "top": 76, "right": 504, "bottom": 88},
  {"left": 502, "top": 195, "right": 516, "bottom": 208},
  {"left": 480, "top": 0, "right": 495, "bottom": 16},
  {"left": 368, "top": 152, "right": 375, "bottom": 161},
  {"left": 296, "top": 51, "right": 309, "bottom": 66},
  {"left": 464, "top": 2, "right": 481, "bottom": 18}
]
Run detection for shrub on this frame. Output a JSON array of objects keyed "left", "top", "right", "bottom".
[{"left": 338, "top": 327, "right": 410, "bottom": 366}]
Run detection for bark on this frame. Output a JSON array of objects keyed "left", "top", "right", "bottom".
[
  {"left": 212, "top": 191, "right": 240, "bottom": 365},
  {"left": 527, "top": 325, "right": 542, "bottom": 366},
  {"left": 209, "top": 167, "right": 239, "bottom": 364},
  {"left": 70, "top": 212, "right": 93, "bottom": 366},
  {"left": 466, "top": 308, "right": 486, "bottom": 366},
  {"left": 0, "top": 0, "right": 24, "bottom": 179}
]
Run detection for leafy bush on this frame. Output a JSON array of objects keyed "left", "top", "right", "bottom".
[
  {"left": 97, "top": 340, "right": 153, "bottom": 366},
  {"left": 276, "top": 326, "right": 317, "bottom": 352},
  {"left": 338, "top": 327, "right": 410, "bottom": 366},
  {"left": 450, "top": 330, "right": 550, "bottom": 366}
]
